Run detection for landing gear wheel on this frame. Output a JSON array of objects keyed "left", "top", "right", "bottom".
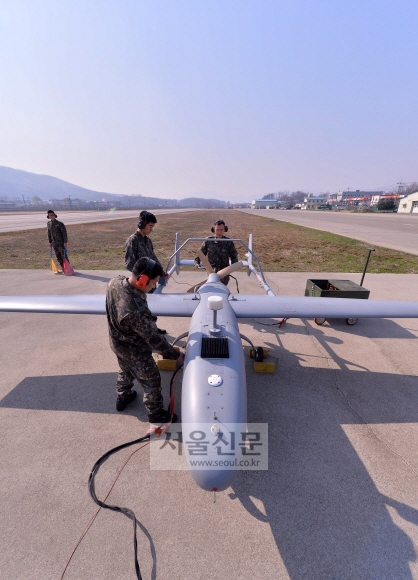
[
  {"left": 345, "top": 317, "right": 358, "bottom": 326},
  {"left": 254, "top": 347, "right": 264, "bottom": 362},
  {"left": 314, "top": 317, "right": 326, "bottom": 326}
]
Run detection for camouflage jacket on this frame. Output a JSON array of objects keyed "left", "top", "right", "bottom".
[
  {"left": 124, "top": 232, "right": 161, "bottom": 272},
  {"left": 106, "top": 276, "right": 179, "bottom": 360},
  {"left": 195, "top": 236, "right": 238, "bottom": 272},
  {"left": 47, "top": 220, "right": 67, "bottom": 245}
]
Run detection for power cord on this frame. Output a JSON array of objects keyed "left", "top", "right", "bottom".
[
  {"left": 60, "top": 441, "right": 150, "bottom": 580},
  {"left": 252, "top": 318, "right": 287, "bottom": 328},
  {"left": 168, "top": 276, "right": 195, "bottom": 287},
  {"left": 88, "top": 433, "right": 152, "bottom": 579},
  {"left": 229, "top": 275, "right": 239, "bottom": 293},
  {"left": 60, "top": 367, "right": 183, "bottom": 580}
]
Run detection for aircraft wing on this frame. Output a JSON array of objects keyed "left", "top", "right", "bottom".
[
  {"left": 0, "top": 294, "right": 106, "bottom": 314},
  {"left": 0, "top": 293, "right": 200, "bottom": 317},
  {"left": 228, "top": 295, "right": 418, "bottom": 319},
  {"left": 2, "top": 293, "right": 417, "bottom": 319},
  {"left": 146, "top": 293, "right": 200, "bottom": 317}
]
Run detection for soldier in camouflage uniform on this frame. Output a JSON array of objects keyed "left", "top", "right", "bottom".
[
  {"left": 47, "top": 210, "right": 68, "bottom": 269},
  {"left": 106, "top": 257, "right": 184, "bottom": 423},
  {"left": 124, "top": 211, "right": 164, "bottom": 272},
  {"left": 125, "top": 210, "right": 169, "bottom": 334},
  {"left": 194, "top": 219, "right": 238, "bottom": 285}
]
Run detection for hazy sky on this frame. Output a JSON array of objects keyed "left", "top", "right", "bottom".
[{"left": 1, "top": 1, "right": 417, "bottom": 202}]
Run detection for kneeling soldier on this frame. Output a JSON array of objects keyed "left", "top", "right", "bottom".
[{"left": 106, "top": 257, "right": 184, "bottom": 423}]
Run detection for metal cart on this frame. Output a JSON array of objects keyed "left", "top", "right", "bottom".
[
  {"left": 304, "top": 278, "right": 370, "bottom": 325},
  {"left": 304, "top": 248, "right": 374, "bottom": 326}
]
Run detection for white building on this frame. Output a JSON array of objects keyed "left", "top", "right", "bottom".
[
  {"left": 397, "top": 191, "right": 418, "bottom": 213},
  {"left": 371, "top": 194, "right": 401, "bottom": 207},
  {"left": 301, "top": 194, "right": 327, "bottom": 210},
  {"left": 338, "top": 190, "right": 383, "bottom": 204}
]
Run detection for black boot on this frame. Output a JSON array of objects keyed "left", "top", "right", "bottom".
[{"left": 116, "top": 390, "right": 137, "bottom": 412}]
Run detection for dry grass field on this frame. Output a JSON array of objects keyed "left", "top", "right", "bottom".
[{"left": 0, "top": 209, "right": 417, "bottom": 273}]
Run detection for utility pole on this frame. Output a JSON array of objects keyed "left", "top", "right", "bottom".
[
  {"left": 69, "top": 195, "right": 72, "bottom": 209},
  {"left": 22, "top": 194, "right": 26, "bottom": 208}
]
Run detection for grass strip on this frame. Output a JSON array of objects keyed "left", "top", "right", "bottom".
[{"left": 0, "top": 210, "right": 417, "bottom": 273}]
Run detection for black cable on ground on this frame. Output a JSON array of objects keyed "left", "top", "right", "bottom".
[
  {"left": 60, "top": 441, "right": 150, "bottom": 580},
  {"left": 252, "top": 317, "right": 287, "bottom": 328},
  {"left": 87, "top": 366, "right": 183, "bottom": 580},
  {"left": 88, "top": 433, "right": 151, "bottom": 580}
]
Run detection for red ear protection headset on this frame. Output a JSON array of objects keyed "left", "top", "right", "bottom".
[
  {"left": 135, "top": 258, "right": 156, "bottom": 289},
  {"left": 211, "top": 220, "right": 228, "bottom": 233}
]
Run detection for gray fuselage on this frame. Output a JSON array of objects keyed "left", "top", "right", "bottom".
[{"left": 181, "top": 274, "right": 247, "bottom": 491}]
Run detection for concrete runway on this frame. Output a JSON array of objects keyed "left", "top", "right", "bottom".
[
  {"left": 1, "top": 269, "right": 418, "bottom": 579},
  {"left": 240, "top": 208, "right": 418, "bottom": 256},
  {"left": 0, "top": 208, "right": 194, "bottom": 233}
]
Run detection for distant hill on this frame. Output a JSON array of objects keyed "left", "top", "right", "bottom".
[
  {"left": 0, "top": 166, "right": 121, "bottom": 202},
  {"left": 0, "top": 166, "right": 227, "bottom": 208}
]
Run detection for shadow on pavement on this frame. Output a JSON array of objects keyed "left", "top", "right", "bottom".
[
  {"left": 2, "top": 328, "right": 418, "bottom": 579},
  {"left": 71, "top": 272, "right": 114, "bottom": 283},
  {"left": 230, "top": 342, "right": 418, "bottom": 580},
  {"left": 248, "top": 316, "right": 417, "bottom": 340},
  {"left": 0, "top": 372, "right": 148, "bottom": 421}
]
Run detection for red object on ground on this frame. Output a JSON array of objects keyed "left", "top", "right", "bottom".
[{"left": 62, "top": 258, "right": 75, "bottom": 276}]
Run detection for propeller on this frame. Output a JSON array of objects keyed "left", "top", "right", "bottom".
[
  {"left": 187, "top": 279, "right": 209, "bottom": 293},
  {"left": 197, "top": 250, "right": 213, "bottom": 275},
  {"left": 216, "top": 261, "right": 243, "bottom": 279},
  {"left": 187, "top": 260, "right": 244, "bottom": 292},
  {"left": 186, "top": 251, "right": 214, "bottom": 292}
]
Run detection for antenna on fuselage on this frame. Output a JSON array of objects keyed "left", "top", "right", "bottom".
[{"left": 208, "top": 295, "right": 223, "bottom": 335}]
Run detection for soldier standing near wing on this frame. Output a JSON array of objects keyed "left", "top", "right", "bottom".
[
  {"left": 194, "top": 219, "right": 238, "bottom": 285},
  {"left": 106, "top": 257, "right": 184, "bottom": 423},
  {"left": 124, "top": 211, "right": 162, "bottom": 272},
  {"left": 47, "top": 210, "right": 68, "bottom": 271},
  {"left": 124, "top": 210, "right": 168, "bottom": 334}
]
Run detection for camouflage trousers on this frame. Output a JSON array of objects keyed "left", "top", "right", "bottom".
[
  {"left": 114, "top": 352, "right": 163, "bottom": 415},
  {"left": 52, "top": 244, "right": 69, "bottom": 267}
]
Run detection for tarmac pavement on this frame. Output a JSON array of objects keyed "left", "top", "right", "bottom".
[
  {"left": 0, "top": 208, "right": 194, "bottom": 233},
  {"left": 1, "top": 269, "right": 418, "bottom": 580},
  {"left": 239, "top": 208, "right": 418, "bottom": 256}
]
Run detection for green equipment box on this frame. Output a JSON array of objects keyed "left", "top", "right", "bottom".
[{"left": 305, "top": 279, "right": 370, "bottom": 299}]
